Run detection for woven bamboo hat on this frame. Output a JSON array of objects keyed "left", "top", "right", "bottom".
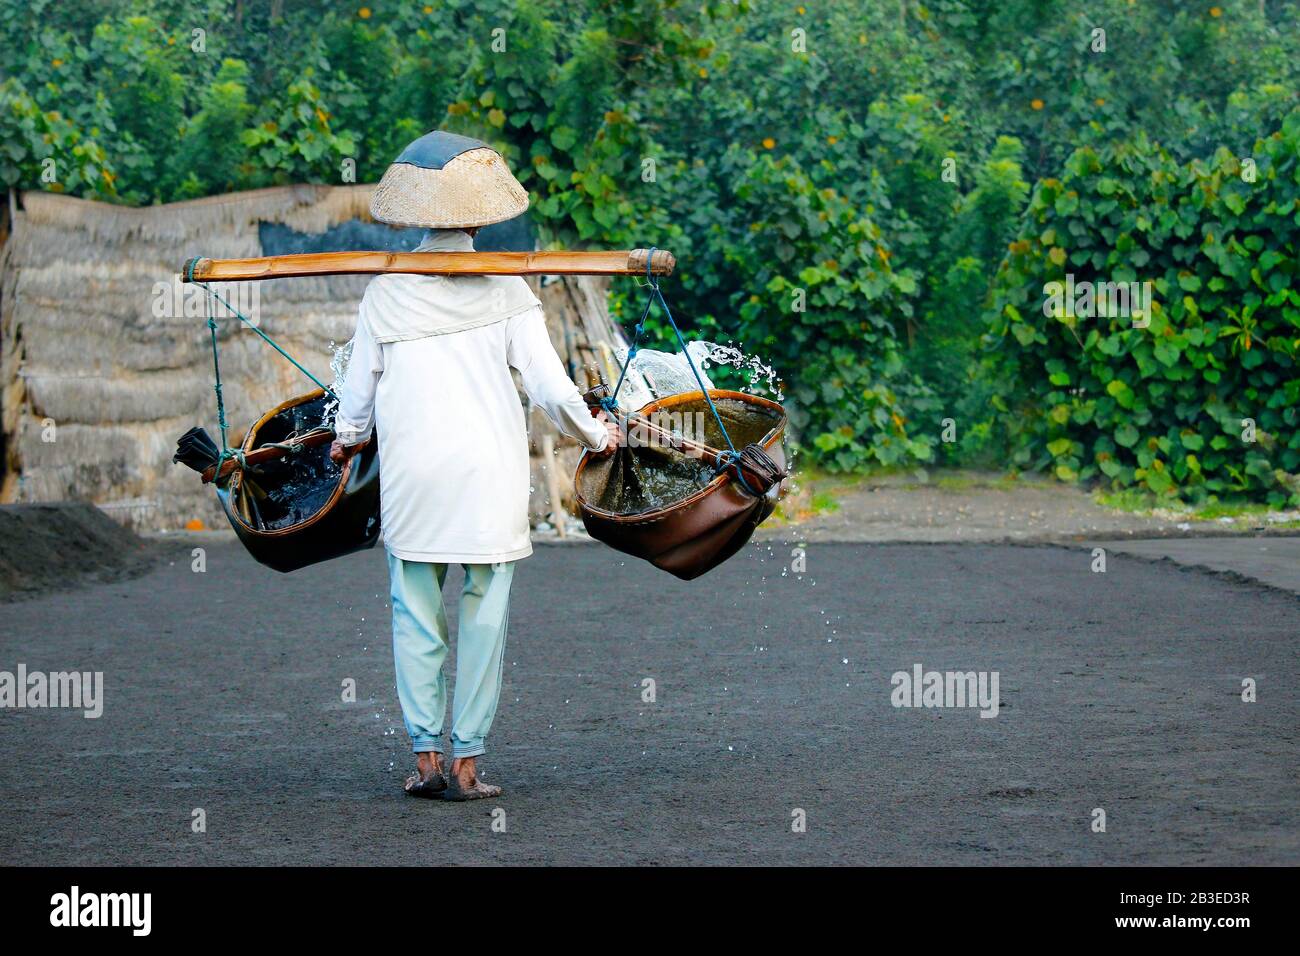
[{"left": 369, "top": 130, "right": 529, "bottom": 229}]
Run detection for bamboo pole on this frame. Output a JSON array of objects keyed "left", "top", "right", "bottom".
[
  {"left": 182, "top": 248, "right": 675, "bottom": 282},
  {"left": 622, "top": 412, "right": 726, "bottom": 469},
  {"left": 200, "top": 428, "right": 337, "bottom": 484}
]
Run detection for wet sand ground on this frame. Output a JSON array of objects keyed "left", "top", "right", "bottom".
[{"left": 1, "top": 539, "right": 1296, "bottom": 865}]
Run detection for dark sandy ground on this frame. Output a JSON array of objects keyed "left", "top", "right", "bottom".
[
  {"left": 0, "top": 504, "right": 162, "bottom": 600},
  {"left": 1, "top": 538, "right": 1296, "bottom": 866},
  {"left": 1089, "top": 537, "right": 1300, "bottom": 594}
]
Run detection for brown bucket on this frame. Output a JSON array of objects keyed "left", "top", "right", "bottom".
[{"left": 574, "top": 390, "right": 787, "bottom": 580}]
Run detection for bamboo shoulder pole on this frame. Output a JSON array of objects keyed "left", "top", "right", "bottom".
[
  {"left": 182, "top": 248, "right": 675, "bottom": 282},
  {"left": 624, "top": 412, "right": 726, "bottom": 469},
  {"left": 199, "top": 428, "right": 339, "bottom": 484}
]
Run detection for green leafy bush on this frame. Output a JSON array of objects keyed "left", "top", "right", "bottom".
[
  {"left": 3, "top": 0, "right": 1299, "bottom": 491},
  {"left": 0, "top": 78, "right": 118, "bottom": 199},
  {"left": 679, "top": 146, "right": 936, "bottom": 471},
  {"left": 987, "top": 106, "right": 1300, "bottom": 506}
]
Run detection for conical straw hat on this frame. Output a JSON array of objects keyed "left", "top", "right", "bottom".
[{"left": 369, "top": 130, "right": 529, "bottom": 229}]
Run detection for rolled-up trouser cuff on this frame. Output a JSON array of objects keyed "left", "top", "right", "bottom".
[
  {"left": 411, "top": 735, "right": 443, "bottom": 754},
  {"left": 451, "top": 737, "right": 485, "bottom": 759}
]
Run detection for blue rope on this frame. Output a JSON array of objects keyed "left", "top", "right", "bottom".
[
  {"left": 645, "top": 254, "right": 737, "bottom": 456},
  {"left": 605, "top": 289, "right": 655, "bottom": 413},
  {"left": 605, "top": 248, "right": 738, "bottom": 453},
  {"left": 719, "top": 454, "right": 760, "bottom": 497},
  {"left": 187, "top": 260, "right": 337, "bottom": 471},
  {"left": 196, "top": 282, "right": 337, "bottom": 400},
  {"left": 206, "top": 311, "right": 230, "bottom": 453},
  {"left": 602, "top": 247, "right": 763, "bottom": 496}
]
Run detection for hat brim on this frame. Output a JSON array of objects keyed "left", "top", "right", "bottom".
[{"left": 369, "top": 147, "right": 529, "bottom": 229}]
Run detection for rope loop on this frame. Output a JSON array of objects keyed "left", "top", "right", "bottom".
[{"left": 713, "top": 450, "right": 760, "bottom": 497}]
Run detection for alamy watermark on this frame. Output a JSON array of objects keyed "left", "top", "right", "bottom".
[
  {"left": 618, "top": 410, "right": 711, "bottom": 457},
  {"left": 153, "top": 277, "right": 261, "bottom": 325},
  {"left": 50, "top": 886, "right": 150, "bottom": 936},
  {"left": 1043, "top": 273, "right": 1152, "bottom": 328},
  {"left": 0, "top": 664, "right": 103, "bottom": 718},
  {"left": 891, "top": 663, "right": 999, "bottom": 718}
]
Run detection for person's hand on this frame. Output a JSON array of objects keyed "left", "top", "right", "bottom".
[
  {"left": 329, "top": 439, "right": 363, "bottom": 464},
  {"left": 592, "top": 410, "right": 624, "bottom": 457}
]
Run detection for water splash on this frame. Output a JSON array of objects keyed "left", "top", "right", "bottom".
[
  {"left": 695, "top": 342, "right": 783, "bottom": 401},
  {"left": 321, "top": 339, "right": 352, "bottom": 428},
  {"left": 613, "top": 340, "right": 783, "bottom": 408}
]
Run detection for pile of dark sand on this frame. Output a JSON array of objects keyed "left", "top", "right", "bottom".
[{"left": 0, "top": 503, "right": 162, "bottom": 600}]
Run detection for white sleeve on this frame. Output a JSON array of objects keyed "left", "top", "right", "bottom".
[
  {"left": 507, "top": 306, "right": 609, "bottom": 451},
  {"left": 333, "top": 299, "right": 384, "bottom": 446}
]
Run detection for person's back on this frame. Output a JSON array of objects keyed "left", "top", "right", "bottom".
[
  {"left": 335, "top": 228, "right": 608, "bottom": 561},
  {"left": 327, "top": 130, "right": 618, "bottom": 800}
]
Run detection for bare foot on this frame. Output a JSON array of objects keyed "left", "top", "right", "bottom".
[
  {"left": 404, "top": 751, "right": 447, "bottom": 798},
  {"left": 444, "top": 756, "right": 502, "bottom": 801}
]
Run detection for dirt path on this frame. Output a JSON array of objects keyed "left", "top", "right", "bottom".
[{"left": 762, "top": 472, "right": 1300, "bottom": 544}]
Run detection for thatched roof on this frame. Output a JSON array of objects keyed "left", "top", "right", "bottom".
[{"left": 0, "top": 185, "right": 625, "bottom": 532}]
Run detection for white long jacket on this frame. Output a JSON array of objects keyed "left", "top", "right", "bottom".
[{"left": 333, "top": 230, "right": 608, "bottom": 564}]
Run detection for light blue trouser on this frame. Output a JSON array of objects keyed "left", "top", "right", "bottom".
[{"left": 386, "top": 551, "right": 514, "bottom": 759}]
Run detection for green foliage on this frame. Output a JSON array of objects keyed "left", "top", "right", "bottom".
[
  {"left": 0, "top": 78, "right": 118, "bottom": 198},
  {"left": 697, "top": 146, "right": 936, "bottom": 470},
  {"left": 168, "top": 60, "right": 255, "bottom": 200},
  {"left": 2, "top": 0, "right": 1298, "bottom": 494},
  {"left": 445, "top": 0, "right": 742, "bottom": 248},
  {"left": 237, "top": 68, "right": 358, "bottom": 186},
  {"left": 88, "top": 16, "right": 187, "bottom": 195},
  {"left": 986, "top": 105, "right": 1300, "bottom": 507}
]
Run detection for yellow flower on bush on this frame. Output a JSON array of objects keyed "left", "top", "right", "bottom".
[
  {"left": 1209, "top": 6, "right": 1222, "bottom": 17},
  {"left": 762, "top": 137, "right": 776, "bottom": 149},
  {"left": 358, "top": 7, "right": 371, "bottom": 19},
  {"left": 1031, "top": 99, "right": 1044, "bottom": 110}
]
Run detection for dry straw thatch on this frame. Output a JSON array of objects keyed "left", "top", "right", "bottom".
[{"left": 0, "top": 185, "right": 628, "bottom": 533}]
